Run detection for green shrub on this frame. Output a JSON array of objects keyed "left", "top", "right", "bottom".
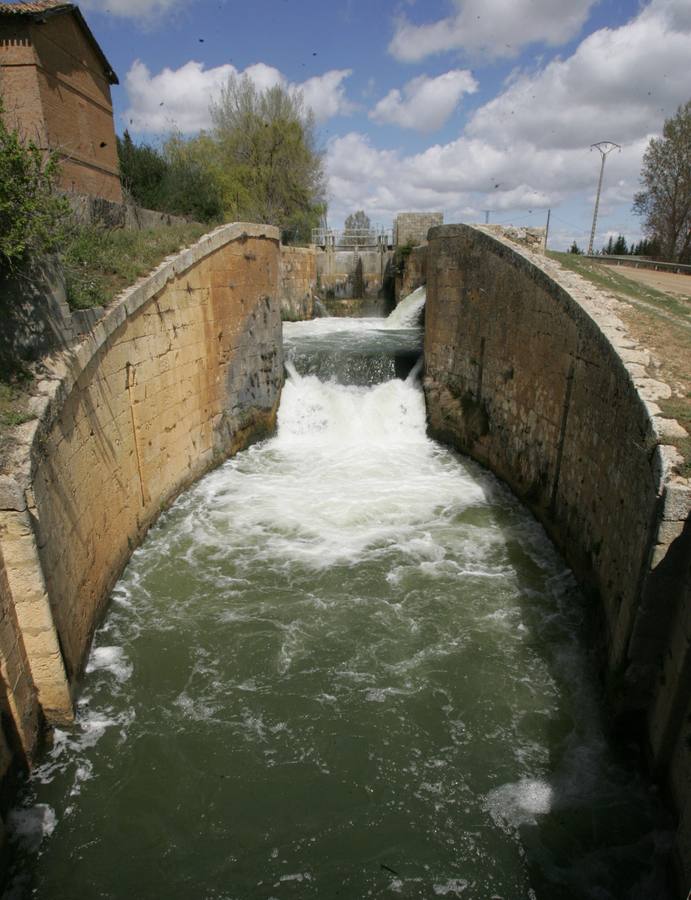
[
  {"left": 393, "top": 241, "right": 414, "bottom": 274},
  {"left": 0, "top": 106, "right": 69, "bottom": 274},
  {"left": 117, "top": 130, "right": 223, "bottom": 224}
]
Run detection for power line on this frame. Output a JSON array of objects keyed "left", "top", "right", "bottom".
[{"left": 551, "top": 212, "right": 589, "bottom": 233}]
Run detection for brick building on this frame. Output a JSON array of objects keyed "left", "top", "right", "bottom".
[{"left": 0, "top": 0, "right": 122, "bottom": 202}]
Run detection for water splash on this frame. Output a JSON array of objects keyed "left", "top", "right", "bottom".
[{"left": 384, "top": 285, "right": 426, "bottom": 328}]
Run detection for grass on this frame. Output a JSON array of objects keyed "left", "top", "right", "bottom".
[
  {"left": 0, "top": 365, "right": 41, "bottom": 471},
  {"left": 547, "top": 251, "right": 691, "bottom": 321},
  {"left": 62, "top": 222, "right": 209, "bottom": 309},
  {"left": 548, "top": 251, "right": 691, "bottom": 476},
  {"left": 0, "top": 376, "right": 34, "bottom": 430}
]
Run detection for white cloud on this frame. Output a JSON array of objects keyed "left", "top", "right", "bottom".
[
  {"left": 123, "top": 61, "right": 354, "bottom": 133},
  {"left": 327, "top": 0, "right": 691, "bottom": 230},
  {"left": 466, "top": 0, "right": 691, "bottom": 149},
  {"left": 326, "top": 132, "right": 583, "bottom": 222},
  {"left": 369, "top": 70, "right": 478, "bottom": 132},
  {"left": 80, "top": 0, "right": 181, "bottom": 19},
  {"left": 124, "top": 60, "right": 230, "bottom": 132},
  {"left": 301, "top": 70, "right": 355, "bottom": 122},
  {"left": 388, "top": 0, "right": 597, "bottom": 62},
  {"left": 241, "top": 63, "right": 284, "bottom": 94}
]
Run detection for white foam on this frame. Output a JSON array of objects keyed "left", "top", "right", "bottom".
[
  {"left": 485, "top": 778, "right": 553, "bottom": 830},
  {"left": 34, "top": 705, "right": 132, "bottom": 788},
  {"left": 433, "top": 878, "right": 469, "bottom": 895},
  {"left": 7, "top": 804, "right": 57, "bottom": 851},
  {"left": 174, "top": 692, "right": 220, "bottom": 723},
  {"left": 86, "top": 646, "right": 132, "bottom": 683},
  {"left": 69, "top": 760, "right": 94, "bottom": 798},
  {"left": 185, "top": 371, "right": 488, "bottom": 569},
  {"left": 364, "top": 686, "right": 412, "bottom": 703}
]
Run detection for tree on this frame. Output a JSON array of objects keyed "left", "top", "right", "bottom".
[
  {"left": 0, "top": 104, "right": 69, "bottom": 274},
  {"left": 209, "top": 75, "right": 326, "bottom": 242},
  {"left": 343, "top": 209, "right": 373, "bottom": 246},
  {"left": 569, "top": 241, "right": 582, "bottom": 254},
  {"left": 160, "top": 134, "right": 223, "bottom": 223},
  {"left": 117, "top": 130, "right": 223, "bottom": 223},
  {"left": 633, "top": 100, "right": 691, "bottom": 262},
  {"left": 630, "top": 237, "right": 659, "bottom": 257},
  {"left": 344, "top": 209, "right": 371, "bottom": 241},
  {"left": 117, "top": 130, "right": 168, "bottom": 211},
  {"left": 613, "top": 234, "right": 628, "bottom": 255}
]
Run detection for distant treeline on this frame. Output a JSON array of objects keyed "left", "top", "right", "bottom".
[{"left": 569, "top": 236, "right": 660, "bottom": 256}]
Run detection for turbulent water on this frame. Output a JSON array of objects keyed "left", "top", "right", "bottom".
[{"left": 5, "top": 298, "right": 672, "bottom": 899}]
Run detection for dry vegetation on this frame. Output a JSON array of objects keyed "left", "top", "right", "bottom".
[{"left": 549, "top": 252, "right": 691, "bottom": 475}]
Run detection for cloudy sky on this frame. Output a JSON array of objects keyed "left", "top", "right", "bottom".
[{"left": 82, "top": 0, "right": 690, "bottom": 249}]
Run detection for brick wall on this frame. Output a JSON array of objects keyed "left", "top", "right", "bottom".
[{"left": 0, "top": 11, "right": 122, "bottom": 202}]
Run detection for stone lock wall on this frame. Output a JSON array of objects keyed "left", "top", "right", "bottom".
[
  {"left": 0, "top": 539, "right": 41, "bottom": 762},
  {"left": 279, "top": 246, "right": 316, "bottom": 319},
  {"left": 423, "top": 223, "right": 691, "bottom": 889},
  {"left": 0, "top": 224, "right": 284, "bottom": 743},
  {"left": 395, "top": 244, "right": 427, "bottom": 304},
  {"left": 315, "top": 247, "right": 393, "bottom": 300}
]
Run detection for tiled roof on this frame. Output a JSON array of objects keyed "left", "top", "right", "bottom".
[
  {"left": 0, "top": 1, "right": 118, "bottom": 84},
  {"left": 0, "top": 1, "right": 73, "bottom": 13}
]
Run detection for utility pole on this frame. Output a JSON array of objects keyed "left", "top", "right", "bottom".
[
  {"left": 544, "top": 208, "right": 551, "bottom": 251},
  {"left": 587, "top": 141, "right": 620, "bottom": 255},
  {"left": 483, "top": 210, "right": 490, "bottom": 224}
]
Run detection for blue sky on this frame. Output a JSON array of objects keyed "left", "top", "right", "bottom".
[{"left": 79, "top": 0, "right": 690, "bottom": 248}]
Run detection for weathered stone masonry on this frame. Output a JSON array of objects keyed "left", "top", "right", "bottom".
[
  {"left": 423, "top": 223, "right": 691, "bottom": 890},
  {"left": 0, "top": 224, "right": 284, "bottom": 766},
  {"left": 280, "top": 245, "right": 316, "bottom": 320}
]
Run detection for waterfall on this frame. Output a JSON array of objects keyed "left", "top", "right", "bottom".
[{"left": 384, "top": 285, "right": 426, "bottom": 328}]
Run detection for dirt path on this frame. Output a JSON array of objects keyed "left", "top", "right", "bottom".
[{"left": 599, "top": 263, "right": 691, "bottom": 300}]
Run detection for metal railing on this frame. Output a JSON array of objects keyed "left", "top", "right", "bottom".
[
  {"left": 586, "top": 254, "right": 691, "bottom": 275},
  {"left": 311, "top": 227, "right": 392, "bottom": 249}
]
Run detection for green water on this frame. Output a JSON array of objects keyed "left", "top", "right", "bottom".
[{"left": 5, "top": 314, "right": 671, "bottom": 899}]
